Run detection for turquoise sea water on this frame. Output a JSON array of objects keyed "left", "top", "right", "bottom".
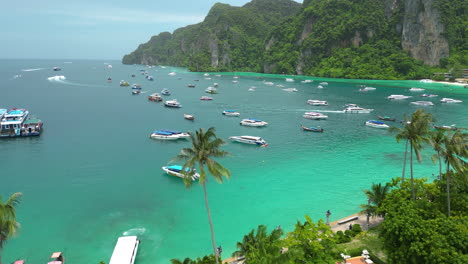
[{"left": 1, "top": 59, "right": 467, "bottom": 264}]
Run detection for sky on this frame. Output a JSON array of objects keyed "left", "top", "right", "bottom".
[{"left": 2, "top": 0, "right": 302, "bottom": 60}]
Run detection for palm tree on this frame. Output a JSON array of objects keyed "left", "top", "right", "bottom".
[
  {"left": 0, "top": 192, "right": 22, "bottom": 264},
  {"left": 439, "top": 131, "right": 468, "bottom": 216},
  {"left": 429, "top": 129, "right": 446, "bottom": 179},
  {"left": 391, "top": 109, "right": 433, "bottom": 200},
  {"left": 361, "top": 183, "right": 391, "bottom": 217},
  {"left": 175, "top": 127, "right": 230, "bottom": 264}
]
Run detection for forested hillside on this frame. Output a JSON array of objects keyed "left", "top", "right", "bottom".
[{"left": 123, "top": 0, "right": 467, "bottom": 80}]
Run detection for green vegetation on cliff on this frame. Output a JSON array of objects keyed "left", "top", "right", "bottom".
[{"left": 123, "top": 0, "right": 467, "bottom": 80}]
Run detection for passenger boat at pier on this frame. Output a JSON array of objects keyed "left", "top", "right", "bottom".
[{"left": 162, "top": 165, "right": 200, "bottom": 180}]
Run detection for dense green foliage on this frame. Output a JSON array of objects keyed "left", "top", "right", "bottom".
[{"left": 0, "top": 192, "right": 22, "bottom": 264}]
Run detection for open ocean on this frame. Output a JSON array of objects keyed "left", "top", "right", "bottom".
[{"left": 1, "top": 59, "right": 467, "bottom": 264}]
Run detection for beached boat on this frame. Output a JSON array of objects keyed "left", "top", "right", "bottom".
[
  {"left": 307, "top": 99, "right": 328, "bottom": 106},
  {"left": 184, "top": 114, "right": 194, "bottom": 120},
  {"left": 200, "top": 96, "right": 213, "bottom": 101},
  {"left": 378, "top": 116, "right": 396, "bottom": 122},
  {"left": 411, "top": 101, "right": 434, "bottom": 106},
  {"left": 387, "top": 94, "right": 412, "bottom": 100},
  {"left": 148, "top": 93, "right": 163, "bottom": 101},
  {"left": 162, "top": 165, "right": 200, "bottom": 180},
  {"left": 150, "top": 129, "right": 189, "bottom": 140},
  {"left": 282, "top": 88, "right": 298, "bottom": 92},
  {"left": 365, "top": 120, "right": 389, "bottom": 129},
  {"left": 343, "top": 106, "right": 373, "bottom": 113},
  {"left": 223, "top": 110, "right": 240, "bottom": 116},
  {"left": 409, "top": 87, "right": 425, "bottom": 92},
  {"left": 240, "top": 118, "right": 268, "bottom": 127},
  {"left": 21, "top": 118, "right": 43, "bottom": 136},
  {"left": 161, "top": 88, "right": 171, "bottom": 95},
  {"left": 205, "top": 87, "right": 218, "bottom": 94},
  {"left": 433, "top": 124, "right": 457, "bottom": 131},
  {"left": 0, "top": 108, "right": 29, "bottom": 137},
  {"left": 229, "top": 135, "right": 268, "bottom": 146},
  {"left": 303, "top": 112, "right": 328, "bottom": 120},
  {"left": 301, "top": 125, "right": 324, "bottom": 132},
  {"left": 109, "top": 236, "right": 140, "bottom": 264},
  {"left": 164, "top": 99, "right": 182, "bottom": 108},
  {"left": 440, "top": 98, "right": 463, "bottom": 103},
  {"left": 420, "top": 93, "right": 438, "bottom": 97},
  {"left": 48, "top": 252, "right": 65, "bottom": 264}
]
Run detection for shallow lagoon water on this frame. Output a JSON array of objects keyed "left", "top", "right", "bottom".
[{"left": 1, "top": 59, "right": 467, "bottom": 263}]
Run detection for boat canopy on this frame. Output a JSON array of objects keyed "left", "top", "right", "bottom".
[
  {"left": 248, "top": 118, "right": 263, "bottom": 122},
  {"left": 167, "top": 165, "right": 192, "bottom": 173},
  {"left": 160, "top": 129, "right": 182, "bottom": 134},
  {"left": 7, "top": 109, "right": 26, "bottom": 116},
  {"left": 109, "top": 236, "right": 140, "bottom": 264},
  {"left": 24, "top": 118, "right": 41, "bottom": 124},
  {"left": 153, "top": 131, "right": 173, "bottom": 135},
  {"left": 224, "top": 110, "right": 235, "bottom": 112},
  {"left": 369, "top": 120, "right": 384, "bottom": 124}
]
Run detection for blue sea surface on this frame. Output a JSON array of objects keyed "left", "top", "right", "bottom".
[{"left": 1, "top": 59, "right": 467, "bottom": 263}]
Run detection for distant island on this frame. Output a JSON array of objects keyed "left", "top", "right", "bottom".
[{"left": 123, "top": 0, "right": 467, "bottom": 80}]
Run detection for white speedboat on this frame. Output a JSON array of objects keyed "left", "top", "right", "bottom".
[
  {"left": 420, "top": 93, "right": 438, "bottom": 97},
  {"left": 248, "top": 86, "right": 256, "bottom": 91},
  {"left": 317, "top": 85, "right": 324, "bottom": 89},
  {"left": 409, "top": 87, "right": 425, "bottom": 92},
  {"left": 205, "top": 87, "right": 218, "bottom": 94},
  {"left": 222, "top": 110, "right": 240, "bottom": 116},
  {"left": 307, "top": 99, "right": 328, "bottom": 106},
  {"left": 411, "top": 101, "right": 434, "bottom": 106},
  {"left": 365, "top": 120, "right": 389, "bottom": 129},
  {"left": 301, "top": 80, "right": 313, "bottom": 83},
  {"left": 263, "top": 81, "right": 274, "bottom": 85},
  {"left": 303, "top": 112, "right": 328, "bottom": 120},
  {"left": 344, "top": 106, "right": 374, "bottom": 113},
  {"left": 164, "top": 99, "right": 182, "bottom": 108},
  {"left": 168, "top": 72, "right": 177, "bottom": 76},
  {"left": 285, "top": 78, "right": 294, "bottom": 82},
  {"left": 364, "top": 87, "right": 376, "bottom": 90},
  {"left": 319, "top": 82, "right": 328, "bottom": 85},
  {"left": 228, "top": 135, "right": 268, "bottom": 146},
  {"left": 440, "top": 98, "right": 463, "bottom": 103},
  {"left": 162, "top": 165, "right": 200, "bottom": 181},
  {"left": 387, "top": 94, "right": 412, "bottom": 100},
  {"left": 161, "top": 88, "right": 171, "bottom": 95},
  {"left": 282, "top": 88, "right": 298, "bottom": 92},
  {"left": 240, "top": 118, "right": 268, "bottom": 127},
  {"left": 150, "top": 129, "right": 190, "bottom": 140}
]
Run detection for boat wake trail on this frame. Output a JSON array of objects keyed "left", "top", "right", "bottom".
[
  {"left": 22, "top": 68, "right": 44, "bottom": 72},
  {"left": 47, "top": 75, "right": 108, "bottom": 88},
  {"left": 123, "top": 227, "right": 146, "bottom": 236},
  {"left": 312, "top": 110, "right": 345, "bottom": 113}
]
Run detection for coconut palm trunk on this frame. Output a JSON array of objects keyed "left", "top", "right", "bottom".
[
  {"left": 402, "top": 139, "right": 409, "bottom": 181},
  {"left": 446, "top": 162, "right": 451, "bottom": 217},
  {"left": 410, "top": 141, "right": 415, "bottom": 200},
  {"left": 202, "top": 181, "right": 219, "bottom": 263}
]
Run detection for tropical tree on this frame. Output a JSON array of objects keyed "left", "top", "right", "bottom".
[
  {"left": 175, "top": 127, "right": 230, "bottom": 264},
  {"left": 0, "top": 192, "right": 22, "bottom": 264},
  {"left": 429, "top": 129, "right": 446, "bottom": 179},
  {"left": 391, "top": 109, "right": 433, "bottom": 200},
  {"left": 361, "top": 182, "right": 391, "bottom": 217},
  {"left": 232, "top": 225, "right": 286, "bottom": 263},
  {"left": 439, "top": 130, "right": 468, "bottom": 216}
]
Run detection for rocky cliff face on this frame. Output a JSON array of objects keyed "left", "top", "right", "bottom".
[{"left": 401, "top": 0, "right": 449, "bottom": 66}]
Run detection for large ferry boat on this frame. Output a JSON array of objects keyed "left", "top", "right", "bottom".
[{"left": 0, "top": 108, "right": 29, "bottom": 137}]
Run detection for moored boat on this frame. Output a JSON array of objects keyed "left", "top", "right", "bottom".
[
  {"left": 307, "top": 99, "right": 328, "bottom": 106},
  {"left": 200, "top": 96, "right": 213, "bottom": 100},
  {"left": 109, "top": 236, "right": 140, "bottom": 264},
  {"left": 184, "top": 114, "right": 194, "bottom": 120},
  {"left": 162, "top": 165, "right": 200, "bottom": 180},
  {"left": 387, "top": 94, "right": 412, "bottom": 100},
  {"left": 21, "top": 118, "right": 43, "bottom": 136},
  {"left": 282, "top": 88, "right": 298, "bottom": 92},
  {"left": 53, "top": 67, "right": 61, "bottom": 71},
  {"left": 420, "top": 93, "right": 438, "bottom": 97},
  {"left": 205, "top": 87, "right": 218, "bottom": 94},
  {"left": 365, "top": 120, "right": 389, "bottom": 129},
  {"left": 240, "top": 118, "right": 268, "bottom": 127},
  {"left": 187, "top": 84, "right": 196, "bottom": 88},
  {"left": 164, "top": 99, "right": 182, "bottom": 108},
  {"left": 285, "top": 78, "right": 295, "bottom": 82},
  {"left": 409, "top": 87, "right": 425, "bottom": 92},
  {"left": 120, "top": 80, "right": 130, "bottom": 86},
  {"left": 301, "top": 125, "right": 324, "bottom": 132},
  {"left": 148, "top": 93, "right": 163, "bottom": 101},
  {"left": 150, "top": 129, "right": 189, "bottom": 140},
  {"left": 433, "top": 124, "right": 457, "bottom": 131},
  {"left": 161, "top": 88, "right": 171, "bottom": 96},
  {"left": 378, "top": 115, "right": 396, "bottom": 122},
  {"left": 222, "top": 110, "right": 240, "bottom": 116},
  {"left": 440, "top": 98, "right": 463, "bottom": 103},
  {"left": 228, "top": 135, "right": 268, "bottom": 146},
  {"left": 0, "top": 108, "right": 29, "bottom": 137},
  {"left": 410, "top": 101, "right": 434, "bottom": 106},
  {"left": 303, "top": 112, "right": 328, "bottom": 120}
]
